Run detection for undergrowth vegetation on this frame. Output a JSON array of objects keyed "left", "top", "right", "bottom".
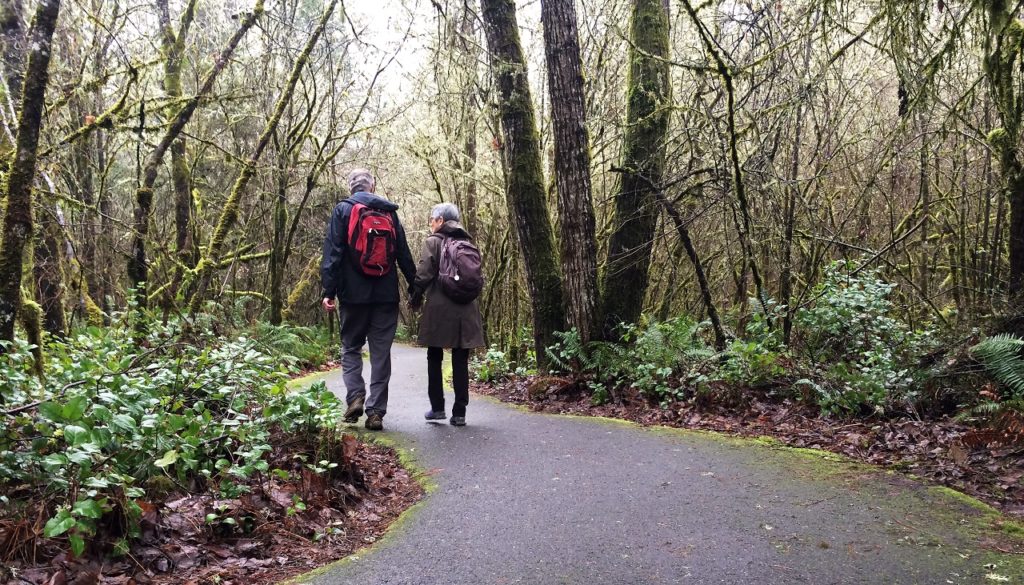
[
  {"left": 479, "top": 261, "right": 1021, "bottom": 421},
  {"left": 0, "top": 315, "right": 341, "bottom": 562}
]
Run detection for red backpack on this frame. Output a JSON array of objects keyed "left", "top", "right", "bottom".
[{"left": 346, "top": 202, "right": 396, "bottom": 277}]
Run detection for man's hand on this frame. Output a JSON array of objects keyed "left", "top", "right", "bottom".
[{"left": 322, "top": 297, "right": 336, "bottom": 312}]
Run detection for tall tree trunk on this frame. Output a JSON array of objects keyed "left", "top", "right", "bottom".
[
  {"left": 541, "top": 0, "right": 601, "bottom": 343},
  {"left": 781, "top": 8, "right": 817, "bottom": 344},
  {"left": 128, "top": 0, "right": 263, "bottom": 308},
  {"left": 0, "top": 0, "right": 24, "bottom": 106},
  {"left": 599, "top": 0, "right": 670, "bottom": 338},
  {"left": 269, "top": 142, "right": 288, "bottom": 326},
  {"left": 32, "top": 201, "right": 66, "bottom": 337},
  {"left": 95, "top": 107, "right": 112, "bottom": 319},
  {"left": 187, "top": 0, "right": 340, "bottom": 314},
  {"left": 0, "top": 0, "right": 61, "bottom": 352},
  {"left": 916, "top": 107, "right": 931, "bottom": 304},
  {"left": 70, "top": 99, "right": 100, "bottom": 312},
  {"left": 2, "top": 0, "right": 66, "bottom": 338},
  {"left": 480, "top": 0, "right": 565, "bottom": 370},
  {"left": 457, "top": 1, "right": 480, "bottom": 235},
  {"left": 981, "top": 1, "right": 1024, "bottom": 303},
  {"left": 158, "top": 0, "right": 199, "bottom": 308}
]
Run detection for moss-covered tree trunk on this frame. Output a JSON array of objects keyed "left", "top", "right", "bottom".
[
  {"left": 599, "top": 0, "right": 670, "bottom": 338},
  {"left": 158, "top": 0, "right": 198, "bottom": 307},
  {"left": 187, "top": 0, "right": 339, "bottom": 314},
  {"left": 127, "top": 0, "right": 263, "bottom": 308},
  {"left": 0, "top": 0, "right": 60, "bottom": 351},
  {"left": 1, "top": 0, "right": 66, "bottom": 339},
  {"left": 0, "top": 0, "right": 24, "bottom": 106},
  {"left": 32, "top": 201, "right": 65, "bottom": 338},
  {"left": 981, "top": 0, "right": 1024, "bottom": 302},
  {"left": 269, "top": 139, "right": 289, "bottom": 326},
  {"left": 541, "top": 0, "right": 601, "bottom": 343},
  {"left": 481, "top": 0, "right": 565, "bottom": 370}
]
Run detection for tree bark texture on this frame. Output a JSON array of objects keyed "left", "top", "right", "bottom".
[
  {"left": 0, "top": 0, "right": 24, "bottom": 106},
  {"left": 128, "top": 0, "right": 263, "bottom": 307},
  {"left": 32, "top": 204, "right": 66, "bottom": 338},
  {"left": 160, "top": 0, "right": 199, "bottom": 286},
  {"left": 599, "top": 0, "right": 670, "bottom": 337},
  {"left": 981, "top": 0, "right": 1024, "bottom": 301},
  {"left": 541, "top": 0, "right": 601, "bottom": 343},
  {"left": 269, "top": 147, "right": 288, "bottom": 325},
  {"left": 0, "top": 0, "right": 60, "bottom": 350},
  {"left": 481, "top": 0, "right": 566, "bottom": 370},
  {"left": 187, "top": 0, "right": 339, "bottom": 314}
]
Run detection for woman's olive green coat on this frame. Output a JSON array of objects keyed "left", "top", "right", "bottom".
[{"left": 413, "top": 221, "right": 485, "bottom": 349}]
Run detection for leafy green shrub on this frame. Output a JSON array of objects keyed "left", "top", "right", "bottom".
[
  {"left": 545, "top": 319, "right": 712, "bottom": 404},
  {"left": 0, "top": 320, "right": 342, "bottom": 556},
  {"left": 794, "top": 262, "right": 936, "bottom": 415},
  {"left": 471, "top": 346, "right": 514, "bottom": 382},
  {"left": 719, "top": 339, "right": 784, "bottom": 386}
]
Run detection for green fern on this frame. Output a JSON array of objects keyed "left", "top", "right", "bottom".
[{"left": 970, "top": 333, "right": 1024, "bottom": 397}]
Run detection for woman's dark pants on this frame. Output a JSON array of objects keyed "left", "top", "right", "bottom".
[{"left": 427, "top": 346, "right": 469, "bottom": 417}]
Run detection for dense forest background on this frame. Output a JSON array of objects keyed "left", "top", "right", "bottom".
[{"left": 3, "top": 0, "right": 1023, "bottom": 356}]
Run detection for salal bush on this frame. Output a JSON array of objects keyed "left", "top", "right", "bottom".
[
  {"left": 0, "top": 321, "right": 340, "bottom": 557},
  {"left": 471, "top": 346, "right": 515, "bottom": 382},
  {"left": 546, "top": 318, "right": 712, "bottom": 404},
  {"left": 795, "top": 262, "right": 937, "bottom": 415}
]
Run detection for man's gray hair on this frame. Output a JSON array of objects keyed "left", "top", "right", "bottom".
[
  {"left": 347, "top": 168, "right": 375, "bottom": 194},
  {"left": 430, "top": 203, "right": 460, "bottom": 222}
]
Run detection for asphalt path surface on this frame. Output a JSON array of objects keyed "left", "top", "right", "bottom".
[{"left": 298, "top": 344, "right": 1022, "bottom": 585}]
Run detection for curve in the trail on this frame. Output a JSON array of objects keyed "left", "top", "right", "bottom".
[{"left": 292, "top": 345, "right": 1023, "bottom": 585}]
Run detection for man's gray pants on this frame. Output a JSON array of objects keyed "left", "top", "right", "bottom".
[{"left": 339, "top": 303, "right": 399, "bottom": 417}]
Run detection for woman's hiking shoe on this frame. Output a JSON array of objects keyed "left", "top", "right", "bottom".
[
  {"left": 365, "top": 413, "right": 384, "bottom": 431},
  {"left": 343, "top": 397, "right": 364, "bottom": 423},
  {"left": 450, "top": 416, "right": 466, "bottom": 427},
  {"left": 424, "top": 410, "right": 446, "bottom": 421}
]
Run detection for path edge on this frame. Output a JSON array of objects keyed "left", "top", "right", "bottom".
[{"left": 280, "top": 374, "right": 439, "bottom": 584}]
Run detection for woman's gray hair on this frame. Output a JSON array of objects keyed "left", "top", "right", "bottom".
[{"left": 430, "top": 202, "right": 460, "bottom": 222}]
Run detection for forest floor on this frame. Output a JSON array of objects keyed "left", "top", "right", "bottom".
[
  {"left": 1, "top": 385, "right": 423, "bottom": 585},
  {"left": 473, "top": 376, "right": 1024, "bottom": 516}
]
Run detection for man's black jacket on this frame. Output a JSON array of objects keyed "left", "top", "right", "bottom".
[{"left": 320, "top": 192, "right": 416, "bottom": 304}]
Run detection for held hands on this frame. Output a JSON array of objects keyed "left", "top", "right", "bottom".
[
  {"left": 407, "top": 285, "right": 423, "bottom": 312},
  {"left": 408, "top": 295, "right": 423, "bottom": 312},
  {"left": 322, "top": 297, "right": 336, "bottom": 312}
]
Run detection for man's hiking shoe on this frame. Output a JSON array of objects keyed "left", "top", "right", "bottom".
[
  {"left": 424, "top": 410, "right": 446, "bottom": 421},
  {"left": 365, "top": 413, "right": 384, "bottom": 431},
  {"left": 343, "top": 397, "right": 364, "bottom": 423},
  {"left": 450, "top": 416, "right": 466, "bottom": 427}
]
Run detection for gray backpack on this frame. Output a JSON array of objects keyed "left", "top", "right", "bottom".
[{"left": 438, "top": 236, "right": 484, "bottom": 304}]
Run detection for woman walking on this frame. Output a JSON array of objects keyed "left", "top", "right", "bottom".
[{"left": 409, "top": 203, "right": 485, "bottom": 426}]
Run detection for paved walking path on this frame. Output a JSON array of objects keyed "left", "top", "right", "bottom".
[{"left": 297, "top": 345, "right": 1022, "bottom": 584}]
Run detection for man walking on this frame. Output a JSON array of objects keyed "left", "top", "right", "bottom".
[{"left": 321, "top": 169, "right": 416, "bottom": 430}]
